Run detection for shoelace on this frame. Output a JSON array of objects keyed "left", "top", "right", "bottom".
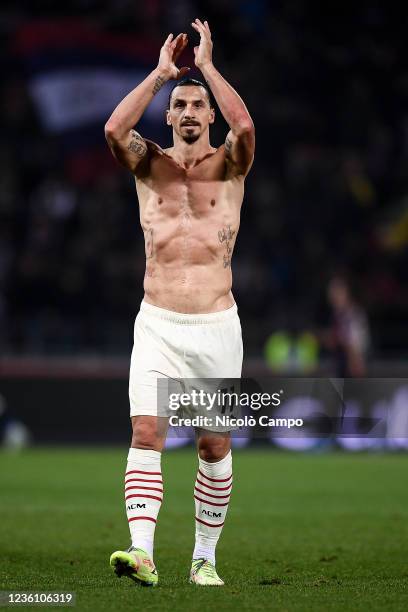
[{"left": 193, "top": 559, "right": 216, "bottom": 577}]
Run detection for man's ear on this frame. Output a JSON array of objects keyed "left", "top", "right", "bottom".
[
  {"left": 166, "top": 110, "right": 172, "bottom": 126},
  {"left": 209, "top": 108, "right": 215, "bottom": 125}
]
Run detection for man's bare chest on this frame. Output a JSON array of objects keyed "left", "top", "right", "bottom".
[{"left": 136, "top": 152, "right": 243, "bottom": 219}]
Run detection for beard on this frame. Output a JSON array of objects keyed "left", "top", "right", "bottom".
[
  {"left": 182, "top": 133, "right": 200, "bottom": 144},
  {"left": 180, "top": 124, "right": 200, "bottom": 144}
]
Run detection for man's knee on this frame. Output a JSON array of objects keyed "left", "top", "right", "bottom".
[
  {"left": 197, "top": 433, "right": 231, "bottom": 462},
  {"left": 131, "top": 416, "right": 166, "bottom": 451}
]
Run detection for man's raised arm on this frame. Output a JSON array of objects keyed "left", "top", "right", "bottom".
[
  {"left": 104, "top": 33, "right": 190, "bottom": 173},
  {"left": 191, "top": 19, "right": 255, "bottom": 176}
]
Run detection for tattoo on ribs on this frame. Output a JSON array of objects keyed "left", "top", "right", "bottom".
[
  {"left": 145, "top": 228, "right": 153, "bottom": 259},
  {"left": 218, "top": 225, "right": 236, "bottom": 268},
  {"left": 152, "top": 75, "right": 165, "bottom": 95},
  {"left": 127, "top": 130, "right": 147, "bottom": 157},
  {"left": 225, "top": 136, "right": 233, "bottom": 155}
]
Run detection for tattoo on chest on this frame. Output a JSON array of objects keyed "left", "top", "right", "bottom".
[
  {"left": 218, "top": 225, "right": 236, "bottom": 268},
  {"left": 128, "top": 130, "right": 147, "bottom": 157},
  {"left": 144, "top": 228, "right": 153, "bottom": 259}
]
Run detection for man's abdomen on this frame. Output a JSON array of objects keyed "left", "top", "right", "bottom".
[{"left": 143, "top": 261, "right": 235, "bottom": 314}]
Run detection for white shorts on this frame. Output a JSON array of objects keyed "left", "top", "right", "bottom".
[{"left": 129, "top": 301, "right": 243, "bottom": 424}]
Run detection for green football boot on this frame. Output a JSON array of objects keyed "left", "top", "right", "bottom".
[
  {"left": 190, "top": 558, "right": 224, "bottom": 586},
  {"left": 110, "top": 546, "right": 158, "bottom": 587}
]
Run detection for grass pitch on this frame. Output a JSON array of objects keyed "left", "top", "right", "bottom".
[{"left": 1, "top": 448, "right": 407, "bottom": 611}]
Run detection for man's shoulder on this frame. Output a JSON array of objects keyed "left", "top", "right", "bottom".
[
  {"left": 143, "top": 139, "right": 163, "bottom": 155},
  {"left": 133, "top": 139, "right": 164, "bottom": 178},
  {"left": 142, "top": 139, "right": 175, "bottom": 164}
]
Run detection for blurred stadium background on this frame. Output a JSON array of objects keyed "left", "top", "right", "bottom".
[{"left": 0, "top": 1, "right": 407, "bottom": 449}]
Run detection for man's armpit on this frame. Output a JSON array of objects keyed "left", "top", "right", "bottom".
[
  {"left": 225, "top": 134, "right": 233, "bottom": 156},
  {"left": 127, "top": 130, "right": 148, "bottom": 158}
]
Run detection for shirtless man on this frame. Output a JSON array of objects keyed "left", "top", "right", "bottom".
[{"left": 105, "top": 19, "right": 255, "bottom": 587}]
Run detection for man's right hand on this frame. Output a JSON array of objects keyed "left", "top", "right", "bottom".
[
  {"left": 157, "top": 33, "right": 190, "bottom": 80},
  {"left": 105, "top": 33, "right": 190, "bottom": 175}
]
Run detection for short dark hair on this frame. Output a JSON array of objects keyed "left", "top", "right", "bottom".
[{"left": 168, "top": 77, "right": 215, "bottom": 109}]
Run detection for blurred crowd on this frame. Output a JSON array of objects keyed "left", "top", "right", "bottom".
[{"left": 1, "top": 1, "right": 407, "bottom": 358}]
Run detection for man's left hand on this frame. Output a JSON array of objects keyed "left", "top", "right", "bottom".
[{"left": 191, "top": 18, "right": 213, "bottom": 70}]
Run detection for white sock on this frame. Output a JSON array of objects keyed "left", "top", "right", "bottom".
[
  {"left": 193, "top": 451, "right": 233, "bottom": 566},
  {"left": 125, "top": 448, "right": 163, "bottom": 560}
]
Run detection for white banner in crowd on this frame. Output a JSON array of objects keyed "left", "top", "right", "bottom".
[{"left": 29, "top": 68, "right": 171, "bottom": 132}]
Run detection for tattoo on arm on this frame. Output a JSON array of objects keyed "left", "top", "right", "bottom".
[
  {"left": 152, "top": 75, "right": 165, "bottom": 95},
  {"left": 218, "top": 225, "right": 236, "bottom": 268},
  {"left": 127, "top": 130, "right": 147, "bottom": 157},
  {"left": 145, "top": 228, "right": 153, "bottom": 259}
]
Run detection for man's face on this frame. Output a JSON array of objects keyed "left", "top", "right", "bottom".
[{"left": 166, "top": 85, "right": 215, "bottom": 143}]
